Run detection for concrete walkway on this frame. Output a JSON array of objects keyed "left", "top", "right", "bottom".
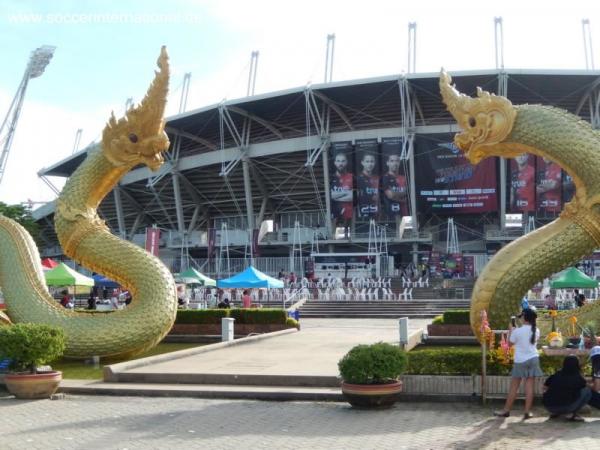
[{"left": 108, "top": 318, "right": 429, "bottom": 386}]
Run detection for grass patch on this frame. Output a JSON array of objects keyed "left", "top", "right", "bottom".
[{"left": 53, "top": 343, "right": 201, "bottom": 380}]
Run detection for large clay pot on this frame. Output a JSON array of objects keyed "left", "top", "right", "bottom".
[
  {"left": 4, "top": 371, "right": 62, "bottom": 399},
  {"left": 341, "top": 380, "right": 403, "bottom": 408}
]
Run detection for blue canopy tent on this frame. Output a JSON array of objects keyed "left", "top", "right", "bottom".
[
  {"left": 217, "top": 266, "right": 284, "bottom": 289},
  {"left": 92, "top": 274, "right": 120, "bottom": 289}
]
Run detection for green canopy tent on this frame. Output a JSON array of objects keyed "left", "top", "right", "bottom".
[
  {"left": 179, "top": 267, "right": 217, "bottom": 287},
  {"left": 550, "top": 267, "right": 599, "bottom": 289},
  {"left": 44, "top": 263, "right": 95, "bottom": 301}
]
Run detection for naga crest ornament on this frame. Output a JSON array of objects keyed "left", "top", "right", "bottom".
[{"left": 439, "top": 70, "right": 517, "bottom": 163}]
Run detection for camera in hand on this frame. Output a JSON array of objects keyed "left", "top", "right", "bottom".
[{"left": 511, "top": 316, "right": 517, "bottom": 327}]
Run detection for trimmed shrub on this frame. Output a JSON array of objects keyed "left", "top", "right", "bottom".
[
  {"left": 175, "top": 309, "right": 229, "bottom": 324},
  {"left": 338, "top": 342, "right": 408, "bottom": 384},
  {"left": 406, "top": 347, "right": 575, "bottom": 376},
  {"left": 442, "top": 310, "right": 470, "bottom": 325},
  {"left": 229, "top": 308, "right": 287, "bottom": 325},
  {"left": 0, "top": 323, "right": 65, "bottom": 373}
]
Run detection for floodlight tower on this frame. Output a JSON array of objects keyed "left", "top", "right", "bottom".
[{"left": 0, "top": 45, "right": 56, "bottom": 185}]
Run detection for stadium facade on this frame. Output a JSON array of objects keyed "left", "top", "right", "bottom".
[{"left": 32, "top": 69, "right": 600, "bottom": 278}]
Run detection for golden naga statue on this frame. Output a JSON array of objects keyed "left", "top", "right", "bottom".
[
  {"left": 440, "top": 70, "right": 600, "bottom": 340},
  {"left": 0, "top": 47, "right": 177, "bottom": 358}
]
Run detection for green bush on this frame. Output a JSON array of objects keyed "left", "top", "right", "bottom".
[
  {"left": 229, "top": 308, "right": 287, "bottom": 325},
  {"left": 406, "top": 347, "right": 575, "bottom": 376},
  {"left": 0, "top": 323, "right": 65, "bottom": 374},
  {"left": 175, "top": 309, "right": 229, "bottom": 324},
  {"left": 432, "top": 315, "right": 443, "bottom": 325},
  {"left": 338, "top": 342, "right": 408, "bottom": 384},
  {"left": 442, "top": 310, "right": 470, "bottom": 325}
]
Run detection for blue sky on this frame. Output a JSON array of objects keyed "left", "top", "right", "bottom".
[{"left": 0, "top": 0, "right": 597, "bottom": 205}]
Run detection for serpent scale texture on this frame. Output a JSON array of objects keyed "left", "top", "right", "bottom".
[{"left": 0, "top": 48, "right": 177, "bottom": 358}]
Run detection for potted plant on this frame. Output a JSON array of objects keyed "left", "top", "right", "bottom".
[
  {"left": 338, "top": 342, "right": 407, "bottom": 408},
  {"left": 0, "top": 323, "right": 66, "bottom": 399}
]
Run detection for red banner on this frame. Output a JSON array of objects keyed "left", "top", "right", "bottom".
[
  {"left": 252, "top": 229, "right": 260, "bottom": 257},
  {"left": 145, "top": 227, "right": 160, "bottom": 257},
  {"left": 207, "top": 228, "right": 216, "bottom": 260}
]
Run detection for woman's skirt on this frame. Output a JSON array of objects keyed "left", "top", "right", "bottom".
[{"left": 511, "top": 356, "right": 544, "bottom": 378}]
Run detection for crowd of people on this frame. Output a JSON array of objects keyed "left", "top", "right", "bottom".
[
  {"left": 543, "top": 289, "right": 587, "bottom": 310},
  {"left": 494, "top": 307, "right": 600, "bottom": 422}
]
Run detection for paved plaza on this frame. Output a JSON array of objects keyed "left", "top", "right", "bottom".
[{"left": 2, "top": 394, "right": 600, "bottom": 449}]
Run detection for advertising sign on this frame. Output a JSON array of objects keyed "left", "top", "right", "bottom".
[
  {"left": 415, "top": 134, "right": 498, "bottom": 214},
  {"left": 330, "top": 141, "right": 354, "bottom": 222},
  {"left": 380, "top": 137, "right": 409, "bottom": 219},
  {"left": 355, "top": 138, "right": 380, "bottom": 218},
  {"left": 508, "top": 154, "right": 536, "bottom": 213},
  {"left": 536, "top": 156, "right": 562, "bottom": 215},
  {"left": 145, "top": 227, "right": 160, "bottom": 257},
  {"left": 463, "top": 255, "right": 475, "bottom": 278}
]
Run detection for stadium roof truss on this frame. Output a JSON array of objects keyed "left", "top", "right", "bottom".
[{"left": 34, "top": 69, "right": 600, "bottom": 254}]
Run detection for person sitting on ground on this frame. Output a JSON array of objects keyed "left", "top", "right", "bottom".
[
  {"left": 217, "top": 298, "right": 231, "bottom": 309},
  {"left": 87, "top": 294, "right": 96, "bottom": 310},
  {"left": 60, "top": 290, "right": 72, "bottom": 308},
  {"left": 124, "top": 291, "right": 132, "bottom": 306},
  {"left": 542, "top": 355, "right": 591, "bottom": 422}
]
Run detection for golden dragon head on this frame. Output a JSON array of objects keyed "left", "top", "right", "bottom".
[
  {"left": 102, "top": 46, "right": 170, "bottom": 171},
  {"left": 439, "top": 70, "right": 517, "bottom": 164}
]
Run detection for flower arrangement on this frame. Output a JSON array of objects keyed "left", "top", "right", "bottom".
[
  {"left": 480, "top": 310, "right": 495, "bottom": 351},
  {"left": 569, "top": 316, "right": 578, "bottom": 336},
  {"left": 546, "top": 331, "right": 563, "bottom": 348}
]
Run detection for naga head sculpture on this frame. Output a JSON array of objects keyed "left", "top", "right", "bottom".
[
  {"left": 102, "top": 46, "right": 170, "bottom": 171},
  {"left": 439, "top": 70, "right": 517, "bottom": 164}
]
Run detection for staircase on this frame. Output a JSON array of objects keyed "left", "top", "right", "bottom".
[{"left": 298, "top": 299, "right": 471, "bottom": 319}]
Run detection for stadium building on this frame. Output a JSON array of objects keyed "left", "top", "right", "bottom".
[{"left": 32, "top": 68, "right": 600, "bottom": 280}]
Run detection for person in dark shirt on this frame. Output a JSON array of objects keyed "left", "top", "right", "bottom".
[
  {"left": 574, "top": 289, "right": 586, "bottom": 308},
  {"left": 542, "top": 355, "right": 591, "bottom": 421}
]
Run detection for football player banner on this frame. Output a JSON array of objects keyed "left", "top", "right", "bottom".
[
  {"left": 380, "top": 137, "right": 409, "bottom": 219},
  {"left": 536, "top": 156, "right": 562, "bottom": 214},
  {"left": 355, "top": 138, "right": 380, "bottom": 218},
  {"left": 509, "top": 154, "right": 536, "bottom": 213},
  {"left": 329, "top": 141, "right": 354, "bottom": 221}
]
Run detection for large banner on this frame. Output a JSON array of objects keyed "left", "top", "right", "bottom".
[
  {"left": 252, "top": 229, "right": 260, "bottom": 257},
  {"left": 508, "top": 154, "right": 535, "bottom": 213},
  {"left": 145, "top": 227, "right": 160, "bottom": 257},
  {"left": 415, "top": 134, "right": 497, "bottom": 214},
  {"left": 355, "top": 138, "right": 380, "bottom": 218},
  {"left": 463, "top": 255, "right": 475, "bottom": 278},
  {"left": 563, "top": 172, "right": 575, "bottom": 204},
  {"left": 330, "top": 141, "right": 354, "bottom": 222},
  {"left": 536, "top": 156, "right": 562, "bottom": 214},
  {"left": 207, "top": 227, "right": 216, "bottom": 259},
  {"left": 380, "top": 137, "right": 409, "bottom": 219}
]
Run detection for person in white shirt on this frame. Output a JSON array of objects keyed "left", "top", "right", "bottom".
[{"left": 494, "top": 307, "right": 543, "bottom": 419}]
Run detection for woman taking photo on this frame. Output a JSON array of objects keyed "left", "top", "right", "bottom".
[{"left": 494, "top": 307, "right": 543, "bottom": 419}]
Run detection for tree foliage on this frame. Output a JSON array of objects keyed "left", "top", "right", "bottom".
[{"left": 0, "top": 202, "right": 40, "bottom": 242}]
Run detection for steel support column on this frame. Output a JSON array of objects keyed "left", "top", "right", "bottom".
[
  {"left": 322, "top": 143, "right": 333, "bottom": 237},
  {"left": 242, "top": 157, "right": 255, "bottom": 232},
  {"left": 113, "top": 187, "right": 126, "bottom": 239},
  {"left": 171, "top": 172, "right": 186, "bottom": 235}
]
